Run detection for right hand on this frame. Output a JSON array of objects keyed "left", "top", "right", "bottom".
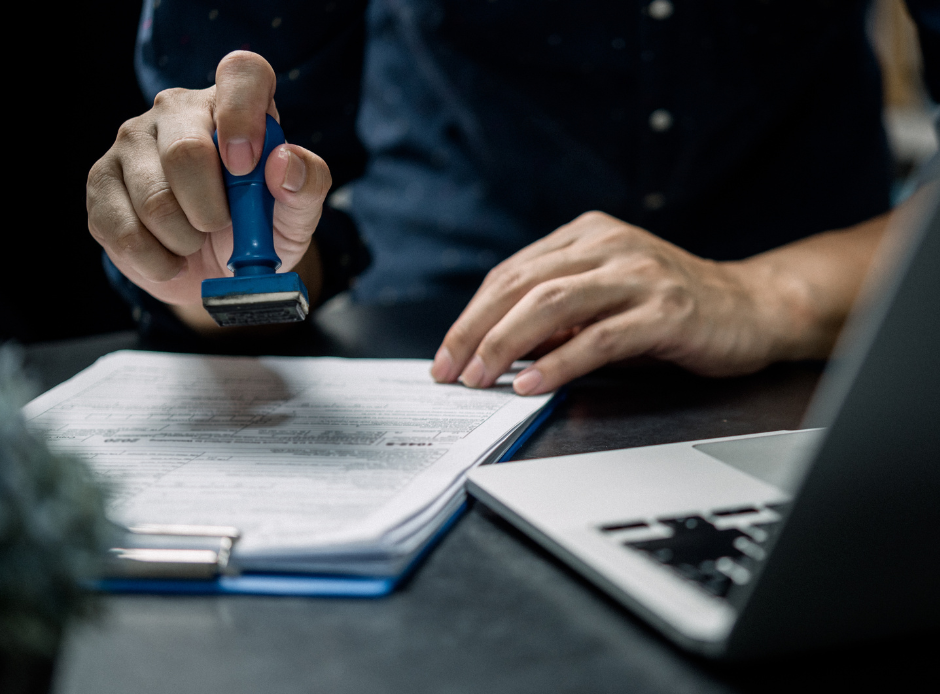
[{"left": 87, "top": 51, "right": 332, "bottom": 310}]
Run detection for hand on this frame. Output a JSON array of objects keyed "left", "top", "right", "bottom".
[
  {"left": 86, "top": 51, "right": 332, "bottom": 316},
  {"left": 430, "top": 211, "right": 855, "bottom": 395}
]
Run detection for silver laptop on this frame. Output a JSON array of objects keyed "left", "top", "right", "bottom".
[{"left": 467, "top": 185, "right": 940, "bottom": 659}]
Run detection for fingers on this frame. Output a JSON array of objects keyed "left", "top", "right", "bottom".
[
  {"left": 432, "top": 211, "right": 630, "bottom": 383},
  {"left": 113, "top": 118, "right": 211, "bottom": 263},
  {"left": 265, "top": 144, "right": 332, "bottom": 253},
  {"left": 155, "top": 96, "right": 229, "bottom": 236},
  {"left": 88, "top": 123, "right": 190, "bottom": 283},
  {"left": 454, "top": 269, "right": 636, "bottom": 390},
  {"left": 214, "top": 51, "right": 278, "bottom": 175},
  {"left": 514, "top": 308, "right": 665, "bottom": 396},
  {"left": 431, "top": 247, "right": 602, "bottom": 383}
]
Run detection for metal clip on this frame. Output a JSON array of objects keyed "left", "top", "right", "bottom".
[{"left": 104, "top": 525, "right": 241, "bottom": 580}]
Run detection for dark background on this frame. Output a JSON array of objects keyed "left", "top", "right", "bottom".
[{"left": 2, "top": 3, "right": 146, "bottom": 343}]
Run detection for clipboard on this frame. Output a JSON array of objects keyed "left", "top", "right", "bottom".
[{"left": 92, "top": 389, "right": 565, "bottom": 597}]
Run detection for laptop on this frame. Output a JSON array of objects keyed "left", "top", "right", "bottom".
[{"left": 467, "top": 184, "right": 940, "bottom": 660}]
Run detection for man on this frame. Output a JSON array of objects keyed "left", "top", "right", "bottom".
[{"left": 87, "top": 1, "right": 939, "bottom": 395}]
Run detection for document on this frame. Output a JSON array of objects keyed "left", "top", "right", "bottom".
[{"left": 23, "top": 351, "right": 552, "bottom": 577}]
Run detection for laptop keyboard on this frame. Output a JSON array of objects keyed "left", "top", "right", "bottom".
[{"left": 599, "top": 504, "right": 788, "bottom": 599}]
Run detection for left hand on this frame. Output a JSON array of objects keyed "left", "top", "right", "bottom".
[{"left": 430, "top": 211, "right": 809, "bottom": 395}]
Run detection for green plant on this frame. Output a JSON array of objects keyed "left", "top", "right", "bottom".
[{"left": 0, "top": 345, "right": 111, "bottom": 660}]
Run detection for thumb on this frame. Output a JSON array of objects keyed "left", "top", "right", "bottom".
[
  {"left": 214, "top": 51, "right": 278, "bottom": 176},
  {"left": 265, "top": 143, "right": 333, "bottom": 245}
]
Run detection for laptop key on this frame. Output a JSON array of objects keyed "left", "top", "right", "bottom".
[
  {"left": 711, "top": 506, "right": 760, "bottom": 517},
  {"left": 600, "top": 520, "right": 649, "bottom": 533},
  {"left": 625, "top": 515, "right": 753, "bottom": 598}
]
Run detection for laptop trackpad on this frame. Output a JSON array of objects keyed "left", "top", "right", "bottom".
[{"left": 693, "top": 429, "right": 824, "bottom": 494}]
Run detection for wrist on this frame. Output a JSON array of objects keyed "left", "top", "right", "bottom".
[{"left": 732, "top": 255, "right": 836, "bottom": 364}]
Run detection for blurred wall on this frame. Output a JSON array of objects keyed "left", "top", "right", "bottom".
[{"left": 871, "top": 0, "right": 938, "bottom": 184}]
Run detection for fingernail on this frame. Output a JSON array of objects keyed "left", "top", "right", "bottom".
[
  {"left": 225, "top": 138, "right": 255, "bottom": 175},
  {"left": 430, "top": 346, "right": 455, "bottom": 382},
  {"left": 459, "top": 355, "right": 487, "bottom": 388},
  {"left": 513, "top": 368, "right": 543, "bottom": 396},
  {"left": 279, "top": 146, "right": 306, "bottom": 192}
]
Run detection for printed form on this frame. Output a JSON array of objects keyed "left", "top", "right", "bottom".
[{"left": 23, "top": 351, "right": 552, "bottom": 574}]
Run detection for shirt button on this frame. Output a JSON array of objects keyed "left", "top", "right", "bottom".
[
  {"left": 649, "top": 109, "right": 673, "bottom": 132},
  {"left": 643, "top": 192, "right": 666, "bottom": 210},
  {"left": 648, "top": 0, "right": 674, "bottom": 20}
]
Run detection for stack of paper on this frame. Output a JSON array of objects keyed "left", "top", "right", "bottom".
[{"left": 23, "top": 351, "right": 553, "bottom": 591}]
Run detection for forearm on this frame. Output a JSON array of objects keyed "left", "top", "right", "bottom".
[{"left": 732, "top": 209, "right": 892, "bottom": 363}]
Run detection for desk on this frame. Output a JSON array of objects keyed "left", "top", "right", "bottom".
[{"left": 28, "top": 297, "right": 935, "bottom": 694}]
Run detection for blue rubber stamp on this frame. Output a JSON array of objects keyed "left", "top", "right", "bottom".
[{"left": 201, "top": 115, "right": 309, "bottom": 326}]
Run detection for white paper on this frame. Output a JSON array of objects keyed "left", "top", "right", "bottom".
[{"left": 23, "top": 351, "right": 551, "bottom": 571}]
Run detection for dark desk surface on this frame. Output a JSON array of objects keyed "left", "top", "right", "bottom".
[{"left": 28, "top": 298, "right": 934, "bottom": 694}]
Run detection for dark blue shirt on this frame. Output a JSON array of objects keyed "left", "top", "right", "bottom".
[{"left": 135, "top": 0, "right": 940, "bottom": 304}]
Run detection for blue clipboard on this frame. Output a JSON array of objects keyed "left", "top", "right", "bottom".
[{"left": 93, "top": 389, "right": 564, "bottom": 597}]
